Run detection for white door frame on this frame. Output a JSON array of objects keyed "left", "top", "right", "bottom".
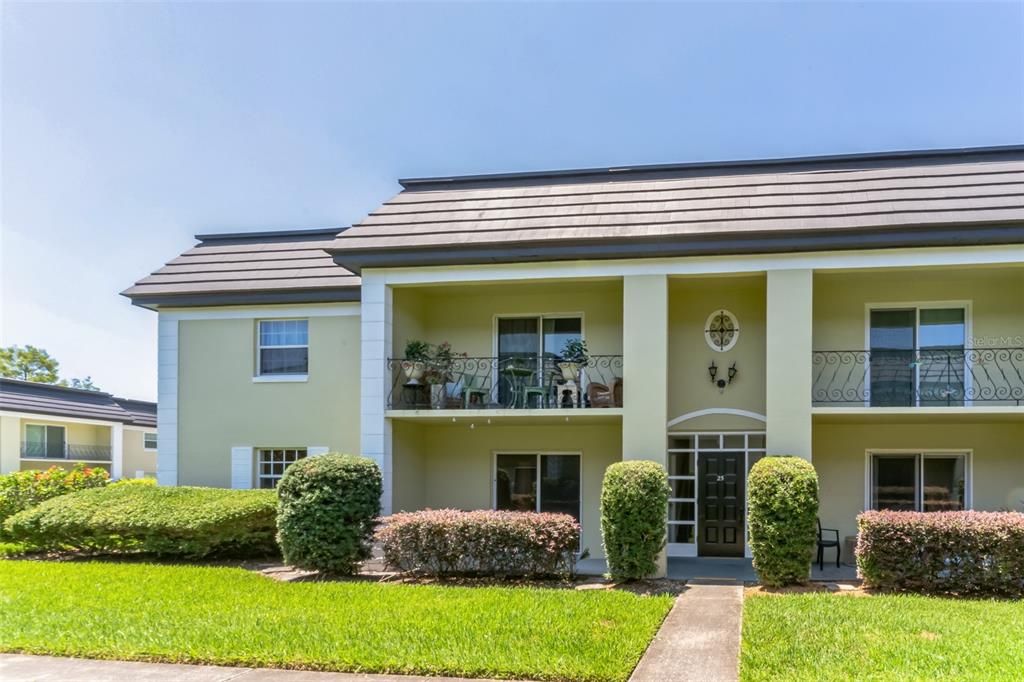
[{"left": 666, "top": 431, "right": 766, "bottom": 559}]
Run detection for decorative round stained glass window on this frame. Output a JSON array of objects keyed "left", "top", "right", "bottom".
[{"left": 704, "top": 309, "right": 739, "bottom": 352}]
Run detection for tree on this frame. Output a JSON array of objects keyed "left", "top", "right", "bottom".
[
  {"left": 0, "top": 345, "right": 60, "bottom": 383},
  {"left": 65, "top": 376, "right": 99, "bottom": 391},
  {"left": 0, "top": 345, "right": 101, "bottom": 391}
]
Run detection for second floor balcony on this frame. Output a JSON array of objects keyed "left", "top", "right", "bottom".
[
  {"left": 812, "top": 347, "right": 1024, "bottom": 407},
  {"left": 387, "top": 355, "right": 624, "bottom": 411},
  {"left": 20, "top": 442, "right": 113, "bottom": 461}
]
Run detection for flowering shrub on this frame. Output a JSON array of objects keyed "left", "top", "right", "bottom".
[
  {"left": 4, "top": 485, "right": 277, "bottom": 557},
  {"left": 377, "top": 509, "right": 580, "bottom": 578},
  {"left": 276, "top": 454, "right": 382, "bottom": 575},
  {"left": 748, "top": 456, "right": 819, "bottom": 587},
  {"left": 857, "top": 510, "right": 1024, "bottom": 596},
  {"left": 601, "top": 461, "right": 669, "bottom": 580},
  {"left": 0, "top": 464, "right": 109, "bottom": 534}
]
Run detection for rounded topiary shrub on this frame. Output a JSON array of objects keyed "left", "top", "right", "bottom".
[
  {"left": 600, "top": 460, "right": 670, "bottom": 581},
  {"left": 747, "top": 456, "right": 819, "bottom": 587},
  {"left": 276, "top": 453, "right": 382, "bottom": 575}
]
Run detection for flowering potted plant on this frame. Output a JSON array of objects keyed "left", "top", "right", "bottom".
[
  {"left": 557, "top": 338, "right": 589, "bottom": 382},
  {"left": 426, "top": 341, "right": 466, "bottom": 408}
]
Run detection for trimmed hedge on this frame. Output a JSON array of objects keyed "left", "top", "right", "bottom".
[
  {"left": 3, "top": 485, "right": 277, "bottom": 557},
  {"left": 276, "top": 453, "right": 382, "bottom": 575},
  {"left": 857, "top": 510, "right": 1024, "bottom": 596},
  {"left": 748, "top": 456, "right": 819, "bottom": 587},
  {"left": 0, "top": 464, "right": 109, "bottom": 534},
  {"left": 377, "top": 509, "right": 580, "bottom": 578},
  {"left": 601, "top": 460, "right": 670, "bottom": 580}
]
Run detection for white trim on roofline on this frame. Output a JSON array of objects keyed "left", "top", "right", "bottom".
[
  {"left": 666, "top": 408, "right": 767, "bottom": 429},
  {"left": 159, "top": 303, "right": 360, "bottom": 321},
  {"left": 374, "top": 244, "right": 1024, "bottom": 286}
]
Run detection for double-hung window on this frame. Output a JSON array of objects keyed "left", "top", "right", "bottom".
[
  {"left": 870, "top": 453, "right": 968, "bottom": 512},
  {"left": 258, "top": 320, "right": 309, "bottom": 376},
  {"left": 869, "top": 306, "right": 966, "bottom": 406},
  {"left": 257, "top": 448, "right": 307, "bottom": 488},
  {"left": 495, "top": 453, "right": 581, "bottom": 522},
  {"left": 143, "top": 432, "right": 158, "bottom": 450}
]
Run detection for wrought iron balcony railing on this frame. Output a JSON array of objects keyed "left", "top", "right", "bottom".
[
  {"left": 20, "top": 442, "right": 113, "bottom": 461},
  {"left": 812, "top": 348, "right": 1024, "bottom": 406},
  {"left": 387, "top": 355, "right": 624, "bottom": 410}
]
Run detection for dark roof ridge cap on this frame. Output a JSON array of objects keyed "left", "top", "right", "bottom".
[
  {"left": 195, "top": 227, "right": 348, "bottom": 242},
  {"left": 398, "top": 144, "right": 1024, "bottom": 190},
  {"left": 0, "top": 377, "right": 156, "bottom": 409},
  {"left": 0, "top": 377, "right": 115, "bottom": 399}
]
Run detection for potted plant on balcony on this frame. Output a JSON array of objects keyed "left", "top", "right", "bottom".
[
  {"left": 401, "top": 340, "right": 431, "bottom": 384},
  {"left": 425, "top": 341, "right": 465, "bottom": 409},
  {"left": 557, "top": 338, "right": 589, "bottom": 382}
]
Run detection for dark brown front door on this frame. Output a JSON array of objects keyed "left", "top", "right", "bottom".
[{"left": 698, "top": 452, "right": 744, "bottom": 557}]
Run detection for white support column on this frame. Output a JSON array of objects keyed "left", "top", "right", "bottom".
[
  {"left": 766, "top": 269, "right": 814, "bottom": 460},
  {"left": 110, "top": 423, "right": 124, "bottom": 480},
  {"left": 622, "top": 274, "right": 669, "bottom": 577},
  {"left": 0, "top": 415, "right": 20, "bottom": 474},
  {"left": 156, "top": 314, "right": 179, "bottom": 486},
  {"left": 360, "top": 273, "right": 393, "bottom": 515}
]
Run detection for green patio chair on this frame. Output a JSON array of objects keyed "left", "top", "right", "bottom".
[
  {"left": 521, "top": 368, "right": 554, "bottom": 409},
  {"left": 461, "top": 373, "right": 490, "bottom": 409}
]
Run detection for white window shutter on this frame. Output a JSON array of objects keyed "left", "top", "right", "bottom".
[
  {"left": 308, "top": 446, "right": 329, "bottom": 457},
  {"left": 230, "top": 447, "right": 254, "bottom": 489}
]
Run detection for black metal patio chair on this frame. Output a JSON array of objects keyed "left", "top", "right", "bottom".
[{"left": 816, "top": 518, "right": 841, "bottom": 570}]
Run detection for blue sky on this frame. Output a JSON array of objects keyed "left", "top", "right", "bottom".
[{"left": 2, "top": 2, "right": 1022, "bottom": 400}]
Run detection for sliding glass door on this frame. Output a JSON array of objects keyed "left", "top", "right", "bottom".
[
  {"left": 869, "top": 306, "right": 966, "bottom": 407},
  {"left": 495, "top": 453, "right": 581, "bottom": 521},
  {"left": 870, "top": 453, "right": 968, "bottom": 512},
  {"left": 496, "top": 316, "right": 582, "bottom": 406},
  {"left": 24, "top": 424, "right": 66, "bottom": 459}
]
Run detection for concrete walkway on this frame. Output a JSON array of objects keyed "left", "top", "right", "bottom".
[
  {"left": 0, "top": 654, "right": 513, "bottom": 682},
  {"left": 629, "top": 583, "right": 743, "bottom": 682}
]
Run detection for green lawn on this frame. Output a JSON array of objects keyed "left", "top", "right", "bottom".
[
  {"left": 0, "top": 561, "right": 671, "bottom": 682},
  {"left": 742, "top": 593, "right": 1024, "bottom": 681}
]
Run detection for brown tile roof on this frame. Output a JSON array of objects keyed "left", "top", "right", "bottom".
[
  {"left": 328, "top": 146, "right": 1024, "bottom": 271},
  {"left": 0, "top": 379, "right": 156, "bottom": 427},
  {"left": 123, "top": 228, "right": 358, "bottom": 307}
]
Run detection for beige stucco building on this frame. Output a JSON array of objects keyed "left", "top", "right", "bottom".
[
  {"left": 124, "top": 147, "right": 1024, "bottom": 573},
  {"left": 0, "top": 379, "right": 157, "bottom": 479}
]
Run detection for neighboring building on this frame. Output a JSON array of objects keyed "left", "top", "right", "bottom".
[
  {"left": 124, "top": 146, "right": 1024, "bottom": 568},
  {"left": 0, "top": 379, "right": 157, "bottom": 479}
]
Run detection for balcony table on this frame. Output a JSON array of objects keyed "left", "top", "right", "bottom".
[{"left": 501, "top": 365, "right": 538, "bottom": 409}]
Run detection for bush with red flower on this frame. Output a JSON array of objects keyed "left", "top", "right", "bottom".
[{"left": 0, "top": 463, "right": 109, "bottom": 535}]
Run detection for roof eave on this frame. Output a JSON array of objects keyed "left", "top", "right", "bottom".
[
  {"left": 329, "top": 223, "right": 1024, "bottom": 273},
  {"left": 122, "top": 287, "right": 361, "bottom": 310}
]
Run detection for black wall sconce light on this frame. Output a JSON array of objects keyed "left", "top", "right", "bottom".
[{"left": 708, "top": 361, "right": 738, "bottom": 392}]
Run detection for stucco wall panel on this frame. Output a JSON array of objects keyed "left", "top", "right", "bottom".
[
  {"left": 813, "top": 267, "right": 1024, "bottom": 351},
  {"left": 668, "top": 275, "right": 766, "bottom": 425},
  {"left": 123, "top": 429, "right": 157, "bottom": 478},
  {"left": 177, "top": 314, "right": 361, "bottom": 487},
  {"left": 813, "top": 420, "right": 1024, "bottom": 542},
  {"left": 392, "top": 422, "right": 621, "bottom": 557},
  {"left": 392, "top": 280, "right": 623, "bottom": 359}
]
